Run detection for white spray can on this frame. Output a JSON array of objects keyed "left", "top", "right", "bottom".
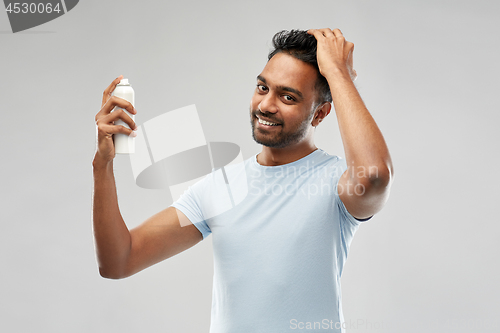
[{"left": 112, "top": 78, "right": 135, "bottom": 154}]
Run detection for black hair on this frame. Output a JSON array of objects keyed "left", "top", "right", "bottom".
[{"left": 268, "top": 29, "right": 332, "bottom": 104}]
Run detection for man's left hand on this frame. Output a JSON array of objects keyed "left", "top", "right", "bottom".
[{"left": 307, "top": 28, "right": 357, "bottom": 81}]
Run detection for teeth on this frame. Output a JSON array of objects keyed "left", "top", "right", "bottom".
[{"left": 258, "top": 117, "right": 279, "bottom": 126}]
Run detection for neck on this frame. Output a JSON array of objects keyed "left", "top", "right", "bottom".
[{"left": 257, "top": 140, "right": 318, "bottom": 166}]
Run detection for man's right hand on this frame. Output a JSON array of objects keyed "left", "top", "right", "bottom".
[
  {"left": 94, "top": 75, "right": 137, "bottom": 166},
  {"left": 92, "top": 76, "right": 203, "bottom": 279}
]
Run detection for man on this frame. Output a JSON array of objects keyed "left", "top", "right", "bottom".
[{"left": 93, "top": 28, "right": 393, "bottom": 332}]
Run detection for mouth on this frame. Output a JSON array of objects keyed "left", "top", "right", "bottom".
[{"left": 255, "top": 114, "right": 281, "bottom": 128}]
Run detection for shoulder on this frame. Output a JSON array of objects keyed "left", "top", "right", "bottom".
[{"left": 312, "top": 149, "right": 346, "bottom": 176}]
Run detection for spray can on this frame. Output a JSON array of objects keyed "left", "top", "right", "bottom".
[{"left": 112, "top": 78, "right": 135, "bottom": 154}]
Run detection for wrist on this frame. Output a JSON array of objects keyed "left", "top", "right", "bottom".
[
  {"left": 322, "top": 66, "right": 351, "bottom": 82},
  {"left": 92, "top": 152, "right": 113, "bottom": 171}
]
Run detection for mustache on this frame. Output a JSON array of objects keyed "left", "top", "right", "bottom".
[{"left": 252, "top": 110, "right": 282, "bottom": 124}]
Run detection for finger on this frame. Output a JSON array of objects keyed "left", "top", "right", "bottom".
[
  {"left": 98, "top": 108, "right": 137, "bottom": 130},
  {"left": 316, "top": 28, "right": 335, "bottom": 38},
  {"left": 101, "top": 75, "right": 123, "bottom": 107},
  {"left": 332, "top": 28, "right": 343, "bottom": 38},
  {"left": 307, "top": 29, "right": 324, "bottom": 40},
  {"left": 98, "top": 123, "right": 136, "bottom": 137},
  {"left": 97, "top": 95, "right": 136, "bottom": 119},
  {"left": 307, "top": 28, "right": 333, "bottom": 40},
  {"left": 345, "top": 41, "right": 355, "bottom": 59},
  {"left": 318, "top": 28, "right": 335, "bottom": 38}
]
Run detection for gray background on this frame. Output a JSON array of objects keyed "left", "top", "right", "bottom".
[{"left": 1, "top": 0, "right": 499, "bottom": 332}]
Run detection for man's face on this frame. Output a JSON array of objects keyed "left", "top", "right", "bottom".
[{"left": 250, "top": 52, "right": 320, "bottom": 148}]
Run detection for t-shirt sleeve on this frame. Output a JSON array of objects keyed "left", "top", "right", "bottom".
[
  {"left": 332, "top": 158, "right": 372, "bottom": 227},
  {"left": 327, "top": 158, "right": 362, "bottom": 259},
  {"left": 334, "top": 158, "right": 361, "bottom": 228},
  {"left": 170, "top": 180, "right": 212, "bottom": 240},
  {"left": 334, "top": 179, "right": 362, "bottom": 228}
]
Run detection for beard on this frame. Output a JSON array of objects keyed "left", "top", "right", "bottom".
[{"left": 250, "top": 107, "right": 313, "bottom": 149}]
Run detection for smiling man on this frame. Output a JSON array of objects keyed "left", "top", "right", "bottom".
[{"left": 93, "top": 28, "right": 393, "bottom": 333}]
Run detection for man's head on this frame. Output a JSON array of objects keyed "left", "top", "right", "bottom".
[
  {"left": 268, "top": 30, "right": 332, "bottom": 105},
  {"left": 250, "top": 29, "right": 331, "bottom": 149}
]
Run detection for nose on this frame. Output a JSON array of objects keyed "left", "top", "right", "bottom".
[{"left": 258, "top": 91, "right": 278, "bottom": 114}]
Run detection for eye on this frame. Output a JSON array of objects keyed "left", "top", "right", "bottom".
[
  {"left": 283, "top": 95, "right": 296, "bottom": 102},
  {"left": 257, "top": 84, "right": 268, "bottom": 92}
]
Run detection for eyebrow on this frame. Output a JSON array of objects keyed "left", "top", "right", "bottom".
[{"left": 257, "top": 75, "right": 304, "bottom": 100}]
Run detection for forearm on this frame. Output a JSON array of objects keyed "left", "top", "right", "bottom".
[
  {"left": 92, "top": 156, "right": 132, "bottom": 278},
  {"left": 326, "top": 69, "right": 393, "bottom": 186}
]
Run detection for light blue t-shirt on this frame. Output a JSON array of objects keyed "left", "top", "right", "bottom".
[{"left": 171, "top": 149, "right": 362, "bottom": 332}]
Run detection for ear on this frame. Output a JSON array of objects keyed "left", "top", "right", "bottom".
[{"left": 311, "top": 102, "right": 332, "bottom": 127}]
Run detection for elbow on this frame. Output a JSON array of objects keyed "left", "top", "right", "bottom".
[
  {"left": 95, "top": 249, "right": 132, "bottom": 280},
  {"left": 371, "top": 165, "right": 393, "bottom": 188},
  {"left": 98, "top": 266, "right": 127, "bottom": 280},
  {"left": 361, "top": 163, "right": 394, "bottom": 191}
]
